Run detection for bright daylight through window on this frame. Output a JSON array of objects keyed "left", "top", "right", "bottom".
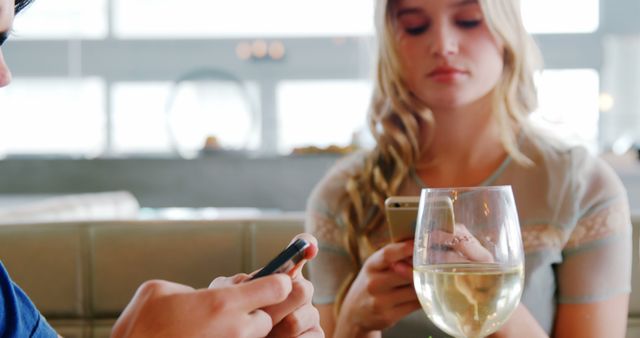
[{"left": 2, "top": 0, "right": 601, "bottom": 156}]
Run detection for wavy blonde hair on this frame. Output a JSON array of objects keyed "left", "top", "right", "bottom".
[{"left": 334, "top": 0, "right": 542, "bottom": 312}]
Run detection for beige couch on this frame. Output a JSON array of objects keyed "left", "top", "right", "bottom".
[
  {"left": 0, "top": 215, "right": 638, "bottom": 338},
  {"left": 0, "top": 216, "right": 305, "bottom": 338}
]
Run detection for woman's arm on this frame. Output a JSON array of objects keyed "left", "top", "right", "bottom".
[
  {"left": 317, "top": 299, "right": 382, "bottom": 338},
  {"left": 553, "top": 294, "right": 629, "bottom": 338},
  {"left": 494, "top": 293, "right": 630, "bottom": 338},
  {"left": 489, "top": 303, "right": 548, "bottom": 338},
  {"left": 319, "top": 304, "right": 382, "bottom": 338}
]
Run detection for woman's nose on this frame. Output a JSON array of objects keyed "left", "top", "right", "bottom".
[
  {"left": 429, "top": 25, "right": 459, "bottom": 57},
  {"left": 0, "top": 50, "right": 12, "bottom": 88}
]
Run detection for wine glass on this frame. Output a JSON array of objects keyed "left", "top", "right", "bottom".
[{"left": 413, "top": 186, "right": 524, "bottom": 338}]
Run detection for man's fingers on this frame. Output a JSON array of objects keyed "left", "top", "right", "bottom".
[
  {"left": 247, "top": 309, "right": 275, "bottom": 338},
  {"left": 295, "top": 327, "right": 325, "bottom": 338},
  {"left": 134, "top": 280, "right": 194, "bottom": 299},
  {"left": 290, "top": 233, "right": 319, "bottom": 260},
  {"left": 209, "top": 273, "right": 250, "bottom": 288},
  {"left": 268, "top": 303, "right": 320, "bottom": 338},
  {"left": 230, "top": 274, "right": 292, "bottom": 310},
  {"left": 263, "top": 276, "right": 313, "bottom": 325},
  {"left": 287, "top": 233, "right": 319, "bottom": 278}
]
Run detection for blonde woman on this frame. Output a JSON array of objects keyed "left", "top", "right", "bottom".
[{"left": 305, "top": 0, "right": 632, "bottom": 337}]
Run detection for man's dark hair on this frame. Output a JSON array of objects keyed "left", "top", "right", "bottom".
[{"left": 15, "top": 0, "right": 35, "bottom": 14}]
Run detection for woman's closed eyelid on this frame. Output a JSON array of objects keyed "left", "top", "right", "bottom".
[
  {"left": 405, "top": 24, "right": 429, "bottom": 35},
  {"left": 456, "top": 19, "right": 482, "bottom": 28}
]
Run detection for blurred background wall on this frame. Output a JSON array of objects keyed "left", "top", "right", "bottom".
[{"left": 1, "top": 0, "right": 639, "bottom": 212}]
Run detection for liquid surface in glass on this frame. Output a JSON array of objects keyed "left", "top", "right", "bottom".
[{"left": 414, "top": 263, "right": 523, "bottom": 338}]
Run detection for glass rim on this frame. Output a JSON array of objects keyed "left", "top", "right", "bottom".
[{"left": 420, "top": 185, "right": 512, "bottom": 193}]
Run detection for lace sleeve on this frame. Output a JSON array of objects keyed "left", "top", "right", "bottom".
[
  {"left": 305, "top": 206, "right": 353, "bottom": 304},
  {"left": 304, "top": 154, "right": 365, "bottom": 304},
  {"left": 556, "top": 154, "right": 633, "bottom": 303},
  {"left": 557, "top": 199, "right": 632, "bottom": 303}
]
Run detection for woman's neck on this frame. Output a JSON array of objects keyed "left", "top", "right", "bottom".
[{"left": 415, "top": 98, "right": 508, "bottom": 187}]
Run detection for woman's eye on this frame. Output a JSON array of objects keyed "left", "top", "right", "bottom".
[
  {"left": 405, "top": 25, "right": 428, "bottom": 35},
  {"left": 457, "top": 20, "right": 481, "bottom": 29}
]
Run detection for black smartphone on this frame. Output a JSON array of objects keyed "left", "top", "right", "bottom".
[{"left": 249, "top": 238, "right": 310, "bottom": 280}]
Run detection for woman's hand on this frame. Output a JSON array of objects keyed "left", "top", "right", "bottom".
[
  {"left": 428, "top": 224, "right": 494, "bottom": 263},
  {"left": 334, "top": 241, "right": 421, "bottom": 337}
]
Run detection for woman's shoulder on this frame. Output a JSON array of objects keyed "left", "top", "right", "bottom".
[
  {"left": 306, "top": 150, "right": 369, "bottom": 213},
  {"left": 524, "top": 128, "right": 599, "bottom": 169},
  {"left": 523, "top": 129, "right": 627, "bottom": 204}
]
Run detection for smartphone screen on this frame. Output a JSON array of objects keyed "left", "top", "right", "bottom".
[{"left": 249, "top": 238, "right": 310, "bottom": 280}]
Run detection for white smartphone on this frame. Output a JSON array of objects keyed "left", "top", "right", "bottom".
[
  {"left": 385, "top": 195, "right": 455, "bottom": 242},
  {"left": 384, "top": 196, "right": 419, "bottom": 242}
]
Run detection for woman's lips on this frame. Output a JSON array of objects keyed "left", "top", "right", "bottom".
[{"left": 428, "top": 66, "right": 468, "bottom": 83}]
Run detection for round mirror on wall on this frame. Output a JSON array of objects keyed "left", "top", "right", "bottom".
[{"left": 165, "top": 69, "right": 259, "bottom": 159}]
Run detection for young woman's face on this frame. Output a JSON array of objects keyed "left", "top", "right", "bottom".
[
  {"left": 0, "top": 0, "right": 15, "bottom": 88},
  {"left": 392, "top": 0, "right": 504, "bottom": 112}
]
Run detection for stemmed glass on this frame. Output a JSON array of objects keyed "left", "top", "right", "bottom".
[{"left": 413, "top": 186, "right": 524, "bottom": 338}]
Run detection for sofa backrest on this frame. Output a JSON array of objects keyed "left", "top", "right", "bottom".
[{"left": 0, "top": 217, "right": 304, "bottom": 338}]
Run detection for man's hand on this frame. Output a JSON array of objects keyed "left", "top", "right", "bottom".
[
  {"left": 111, "top": 273, "right": 292, "bottom": 337},
  {"left": 210, "top": 233, "right": 324, "bottom": 338}
]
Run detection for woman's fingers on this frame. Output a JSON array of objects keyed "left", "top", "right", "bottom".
[
  {"left": 379, "top": 286, "right": 420, "bottom": 305},
  {"left": 429, "top": 226, "right": 494, "bottom": 263},
  {"left": 366, "top": 241, "right": 414, "bottom": 271},
  {"left": 366, "top": 270, "right": 414, "bottom": 293},
  {"left": 393, "top": 300, "right": 423, "bottom": 318}
]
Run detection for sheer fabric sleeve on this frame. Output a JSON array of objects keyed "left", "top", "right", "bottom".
[
  {"left": 556, "top": 152, "right": 632, "bottom": 303},
  {"left": 305, "top": 154, "right": 364, "bottom": 305}
]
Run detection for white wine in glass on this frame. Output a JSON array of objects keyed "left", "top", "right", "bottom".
[{"left": 413, "top": 186, "right": 524, "bottom": 338}]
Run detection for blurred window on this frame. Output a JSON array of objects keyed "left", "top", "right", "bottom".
[
  {"left": 531, "top": 69, "right": 600, "bottom": 151},
  {"left": 111, "top": 82, "right": 172, "bottom": 154},
  {"left": 113, "top": 0, "right": 374, "bottom": 38},
  {"left": 10, "top": 0, "right": 599, "bottom": 40},
  {"left": 11, "top": 0, "right": 107, "bottom": 39},
  {"left": 113, "top": 0, "right": 599, "bottom": 38},
  {"left": 277, "top": 80, "right": 372, "bottom": 154},
  {"left": 3, "top": 0, "right": 603, "bottom": 156},
  {"left": 112, "top": 81, "right": 259, "bottom": 155},
  {"left": 522, "top": 0, "right": 599, "bottom": 34},
  {"left": 0, "top": 78, "right": 106, "bottom": 156}
]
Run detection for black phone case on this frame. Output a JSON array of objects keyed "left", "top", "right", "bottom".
[{"left": 250, "top": 238, "right": 309, "bottom": 280}]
